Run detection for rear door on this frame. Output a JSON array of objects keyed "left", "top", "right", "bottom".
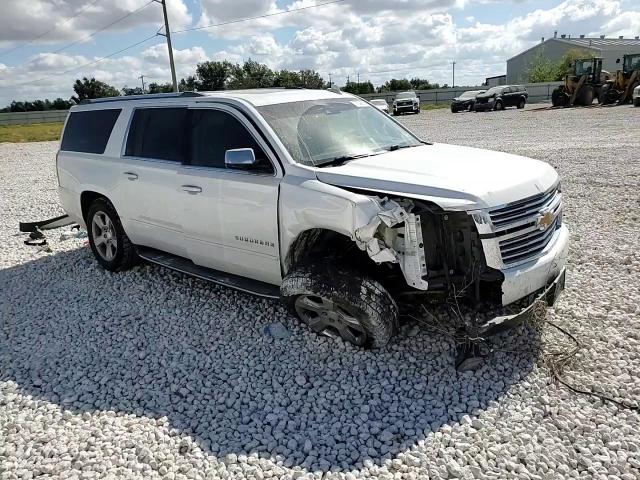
[
  {"left": 502, "top": 86, "right": 515, "bottom": 106},
  {"left": 180, "top": 104, "right": 282, "bottom": 285},
  {"left": 120, "top": 107, "right": 189, "bottom": 257}
]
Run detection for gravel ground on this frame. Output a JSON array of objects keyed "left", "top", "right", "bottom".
[{"left": 2, "top": 104, "right": 640, "bottom": 480}]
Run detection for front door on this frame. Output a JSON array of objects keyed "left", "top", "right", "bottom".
[{"left": 180, "top": 105, "right": 282, "bottom": 285}]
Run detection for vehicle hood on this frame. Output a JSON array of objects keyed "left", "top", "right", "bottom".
[
  {"left": 476, "top": 93, "right": 496, "bottom": 100},
  {"left": 314, "top": 143, "right": 558, "bottom": 211}
]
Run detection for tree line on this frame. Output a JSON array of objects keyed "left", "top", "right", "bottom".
[{"left": 2, "top": 58, "right": 443, "bottom": 112}]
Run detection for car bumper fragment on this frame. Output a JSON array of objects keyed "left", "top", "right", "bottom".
[{"left": 478, "top": 267, "right": 566, "bottom": 335}]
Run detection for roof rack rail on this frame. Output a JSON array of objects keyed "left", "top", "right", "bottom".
[{"left": 79, "top": 91, "right": 204, "bottom": 104}]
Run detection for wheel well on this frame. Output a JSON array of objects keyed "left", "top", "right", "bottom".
[
  {"left": 80, "top": 191, "right": 106, "bottom": 222},
  {"left": 284, "top": 228, "right": 371, "bottom": 274}
]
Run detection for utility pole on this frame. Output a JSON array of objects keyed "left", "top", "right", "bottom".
[
  {"left": 155, "top": 0, "right": 178, "bottom": 92},
  {"left": 357, "top": 73, "right": 360, "bottom": 88},
  {"left": 139, "top": 75, "right": 146, "bottom": 93},
  {"left": 328, "top": 73, "right": 332, "bottom": 88},
  {"left": 452, "top": 61, "right": 456, "bottom": 88}
]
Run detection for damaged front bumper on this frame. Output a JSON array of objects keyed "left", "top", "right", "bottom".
[{"left": 478, "top": 267, "right": 566, "bottom": 335}]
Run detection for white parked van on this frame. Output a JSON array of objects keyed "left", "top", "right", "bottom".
[{"left": 57, "top": 89, "right": 568, "bottom": 348}]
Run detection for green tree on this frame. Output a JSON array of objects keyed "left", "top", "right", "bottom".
[
  {"left": 528, "top": 52, "right": 559, "bottom": 83},
  {"left": 147, "top": 82, "right": 173, "bottom": 94},
  {"left": 71, "top": 77, "right": 120, "bottom": 102},
  {"left": 193, "top": 61, "right": 233, "bottom": 90},
  {"left": 228, "top": 59, "right": 276, "bottom": 89},
  {"left": 379, "top": 78, "right": 413, "bottom": 92},
  {"left": 179, "top": 75, "right": 198, "bottom": 91},
  {"left": 122, "top": 86, "right": 144, "bottom": 96},
  {"left": 555, "top": 48, "right": 591, "bottom": 79},
  {"left": 52, "top": 98, "right": 73, "bottom": 110},
  {"left": 343, "top": 80, "right": 375, "bottom": 95},
  {"left": 410, "top": 77, "right": 439, "bottom": 90}
]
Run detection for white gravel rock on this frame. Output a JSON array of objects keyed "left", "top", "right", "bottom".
[{"left": 2, "top": 106, "right": 640, "bottom": 479}]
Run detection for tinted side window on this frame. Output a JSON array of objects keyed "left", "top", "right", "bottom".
[
  {"left": 61, "top": 109, "right": 121, "bottom": 154},
  {"left": 125, "top": 108, "right": 187, "bottom": 162},
  {"left": 190, "top": 109, "right": 272, "bottom": 172}
]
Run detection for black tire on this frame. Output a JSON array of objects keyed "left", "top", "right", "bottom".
[
  {"left": 281, "top": 262, "right": 397, "bottom": 349},
  {"left": 86, "top": 198, "right": 138, "bottom": 272},
  {"left": 494, "top": 100, "right": 503, "bottom": 111},
  {"left": 551, "top": 88, "right": 567, "bottom": 107},
  {"left": 451, "top": 105, "right": 458, "bottom": 113},
  {"left": 576, "top": 85, "right": 594, "bottom": 106},
  {"left": 601, "top": 84, "right": 617, "bottom": 105},
  {"left": 517, "top": 98, "right": 526, "bottom": 109},
  {"left": 634, "top": 97, "right": 640, "bottom": 107}
]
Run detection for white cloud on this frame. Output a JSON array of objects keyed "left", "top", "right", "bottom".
[
  {"left": 1, "top": 0, "right": 638, "bottom": 105},
  {"left": 0, "top": 0, "right": 191, "bottom": 46}
]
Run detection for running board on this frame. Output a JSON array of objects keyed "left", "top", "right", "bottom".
[{"left": 136, "top": 246, "right": 281, "bottom": 299}]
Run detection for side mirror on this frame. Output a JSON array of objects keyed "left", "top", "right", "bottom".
[
  {"left": 616, "top": 58, "right": 621, "bottom": 64},
  {"left": 225, "top": 148, "right": 257, "bottom": 169}
]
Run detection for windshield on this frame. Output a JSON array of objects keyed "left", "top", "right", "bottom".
[
  {"left": 257, "top": 98, "right": 422, "bottom": 167},
  {"left": 459, "top": 90, "right": 482, "bottom": 99},
  {"left": 396, "top": 92, "right": 416, "bottom": 99},
  {"left": 371, "top": 99, "right": 387, "bottom": 105},
  {"left": 623, "top": 55, "right": 640, "bottom": 72},
  {"left": 575, "top": 60, "right": 594, "bottom": 76},
  {"left": 484, "top": 86, "right": 504, "bottom": 95}
]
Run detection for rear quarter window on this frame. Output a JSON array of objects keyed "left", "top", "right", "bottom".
[{"left": 60, "top": 109, "right": 121, "bottom": 154}]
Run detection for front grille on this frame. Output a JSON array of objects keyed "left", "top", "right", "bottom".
[
  {"left": 396, "top": 101, "right": 413, "bottom": 106},
  {"left": 489, "top": 187, "right": 562, "bottom": 266}
]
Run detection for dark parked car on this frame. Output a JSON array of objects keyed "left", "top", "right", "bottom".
[
  {"left": 450, "top": 90, "right": 486, "bottom": 113},
  {"left": 474, "top": 85, "right": 528, "bottom": 111}
]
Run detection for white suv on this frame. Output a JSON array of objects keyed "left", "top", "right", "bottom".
[{"left": 57, "top": 89, "right": 568, "bottom": 348}]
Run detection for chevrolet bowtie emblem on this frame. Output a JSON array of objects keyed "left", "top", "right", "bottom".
[{"left": 536, "top": 210, "right": 556, "bottom": 231}]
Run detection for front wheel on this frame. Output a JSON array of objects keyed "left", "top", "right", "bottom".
[
  {"left": 86, "top": 198, "right": 138, "bottom": 272},
  {"left": 634, "top": 97, "right": 640, "bottom": 107},
  {"left": 494, "top": 100, "right": 503, "bottom": 111},
  {"left": 281, "top": 263, "right": 397, "bottom": 348}
]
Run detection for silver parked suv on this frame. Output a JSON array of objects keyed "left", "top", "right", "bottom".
[{"left": 56, "top": 89, "right": 568, "bottom": 349}]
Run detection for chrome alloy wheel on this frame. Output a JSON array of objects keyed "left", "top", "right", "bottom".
[
  {"left": 91, "top": 211, "right": 117, "bottom": 261},
  {"left": 294, "top": 295, "right": 368, "bottom": 346}
]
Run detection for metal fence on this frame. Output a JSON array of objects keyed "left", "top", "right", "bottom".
[
  {"left": 360, "top": 82, "right": 563, "bottom": 105},
  {"left": 0, "top": 110, "right": 69, "bottom": 126}
]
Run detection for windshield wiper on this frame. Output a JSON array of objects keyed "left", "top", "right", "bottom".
[
  {"left": 386, "top": 144, "right": 420, "bottom": 152},
  {"left": 316, "top": 153, "right": 372, "bottom": 168}
]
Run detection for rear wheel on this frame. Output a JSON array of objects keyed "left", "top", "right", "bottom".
[
  {"left": 281, "top": 262, "right": 397, "bottom": 348},
  {"left": 551, "top": 88, "right": 567, "bottom": 107},
  {"left": 601, "top": 84, "right": 618, "bottom": 105},
  {"left": 86, "top": 198, "right": 138, "bottom": 272},
  {"left": 634, "top": 97, "right": 640, "bottom": 107},
  {"left": 517, "top": 98, "right": 526, "bottom": 109}
]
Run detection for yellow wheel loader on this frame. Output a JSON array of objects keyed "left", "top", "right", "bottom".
[
  {"left": 551, "top": 57, "right": 612, "bottom": 107},
  {"left": 601, "top": 53, "right": 640, "bottom": 105}
]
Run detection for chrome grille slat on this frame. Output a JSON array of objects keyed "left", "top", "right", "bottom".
[{"left": 489, "top": 187, "right": 561, "bottom": 266}]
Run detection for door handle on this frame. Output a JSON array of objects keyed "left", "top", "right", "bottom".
[
  {"left": 123, "top": 172, "right": 138, "bottom": 181},
  {"left": 181, "top": 185, "right": 203, "bottom": 194}
]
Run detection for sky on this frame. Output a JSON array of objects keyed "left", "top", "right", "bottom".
[{"left": 0, "top": 0, "right": 639, "bottom": 105}]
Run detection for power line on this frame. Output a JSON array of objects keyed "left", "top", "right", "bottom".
[
  {"left": 172, "top": 0, "right": 345, "bottom": 34},
  {"left": 51, "top": 0, "right": 154, "bottom": 55},
  {"left": 3, "top": 32, "right": 160, "bottom": 89},
  {"left": 0, "top": 0, "right": 101, "bottom": 58}
]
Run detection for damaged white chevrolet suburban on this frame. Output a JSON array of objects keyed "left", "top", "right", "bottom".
[{"left": 56, "top": 89, "right": 568, "bottom": 348}]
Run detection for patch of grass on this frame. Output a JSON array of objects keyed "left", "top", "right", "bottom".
[
  {"left": 0, "top": 122, "right": 64, "bottom": 143},
  {"left": 419, "top": 103, "right": 451, "bottom": 111}
]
